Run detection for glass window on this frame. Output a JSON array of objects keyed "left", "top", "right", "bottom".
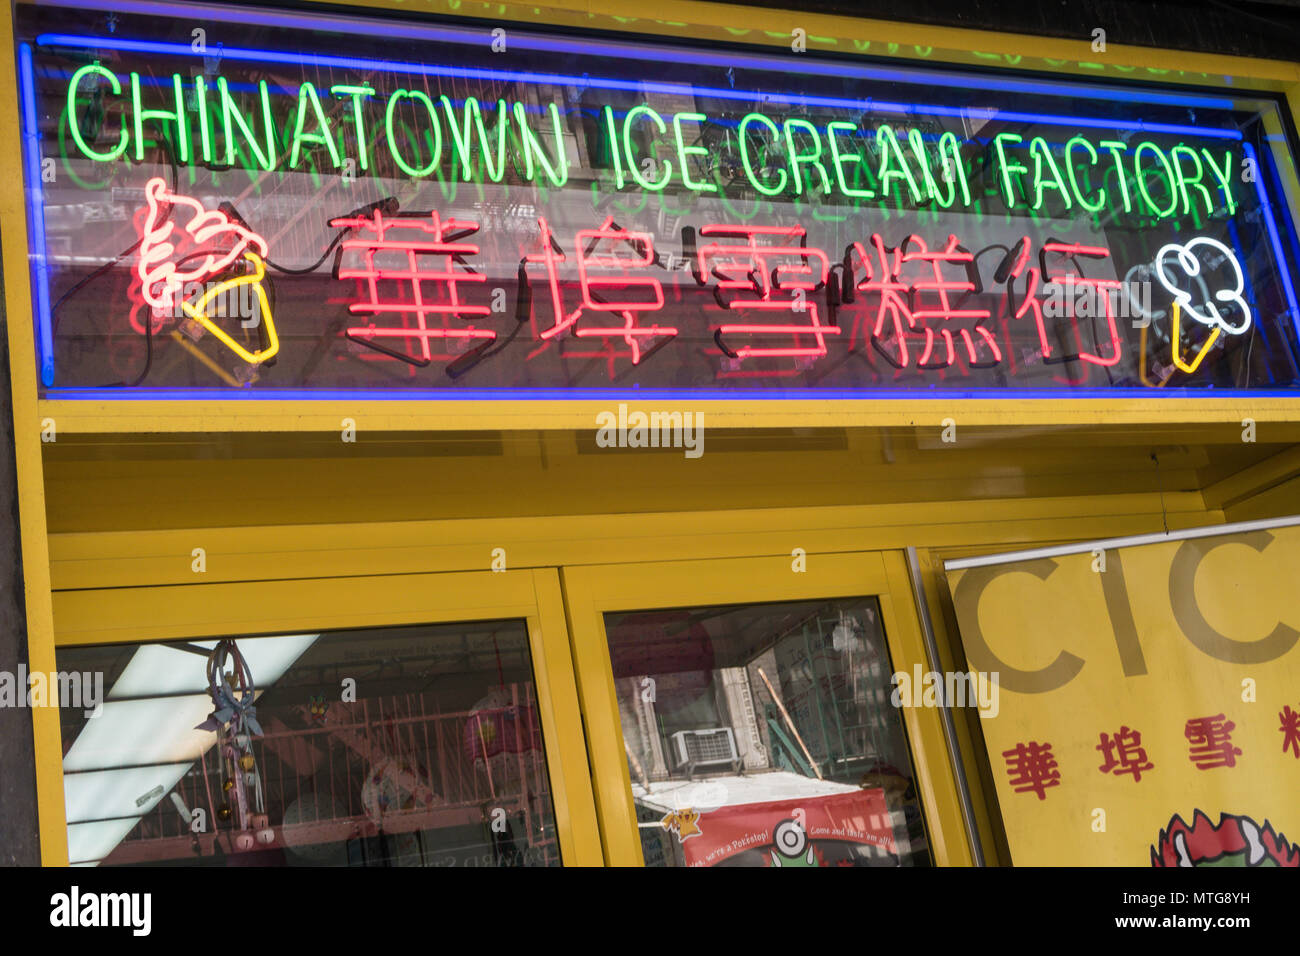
[
  {"left": 56, "top": 620, "right": 560, "bottom": 867},
  {"left": 605, "top": 598, "right": 931, "bottom": 867}
]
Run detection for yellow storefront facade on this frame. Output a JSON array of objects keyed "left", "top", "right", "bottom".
[{"left": 4, "top": 0, "right": 1300, "bottom": 868}]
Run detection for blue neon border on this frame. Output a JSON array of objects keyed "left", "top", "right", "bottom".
[
  {"left": 19, "top": 31, "right": 1300, "bottom": 400},
  {"left": 1242, "top": 141, "right": 1300, "bottom": 349},
  {"left": 37, "top": 386, "right": 1300, "bottom": 400},
  {"left": 36, "top": 33, "right": 1245, "bottom": 141},
  {"left": 18, "top": 43, "right": 54, "bottom": 387},
  {"left": 32, "top": 0, "right": 1240, "bottom": 111}
]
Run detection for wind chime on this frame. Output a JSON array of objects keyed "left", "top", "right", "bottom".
[{"left": 196, "top": 639, "right": 275, "bottom": 851}]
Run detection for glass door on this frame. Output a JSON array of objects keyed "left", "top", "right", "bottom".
[
  {"left": 562, "top": 552, "right": 974, "bottom": 866},
  {"left": 49, "top": 568, "right": 602, "bottom": 866}
]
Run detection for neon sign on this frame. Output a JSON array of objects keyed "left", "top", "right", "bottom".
[
  {"left": 16, "top": 2, "right": 1300, "bottom": 396},
  {"left": 133, "top": 177, "right": 279, "bottom": 365},
  {"left": 1155, "top": 237, "right": 1252, "bottom": 336},
  {"left": 330, "top": 208, "right": 493, "bottom": 364},
  {"left": 53, "top": 53, "right": 1243, "bottom": 223}
]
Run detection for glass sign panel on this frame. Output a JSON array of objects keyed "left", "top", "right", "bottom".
[{"left": 15, "top": 2, "right": 1300, "bottom": 397}]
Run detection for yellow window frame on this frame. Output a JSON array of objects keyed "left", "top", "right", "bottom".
[
  {"left": 562, "top": 549, "right": 975, "bottom": 866},
  {"left": 45, "top": 568, "right": 604, "bottom": 867}
]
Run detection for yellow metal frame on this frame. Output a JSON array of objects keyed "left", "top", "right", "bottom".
[
  {"left": 36, "top": 397, "right": 1300, "bottom": 434},
  {"left": 7, "top": 0, "right": 1300, "bottom": 866},
  {"left": 562, "top": 550, "right": 974, "bottom": 865},
  {"left": 46, "top": 568, "right": 605, "bottom": 867},
  {"left": 43, "top": 490, "right": 1221, "bottom": 867}
]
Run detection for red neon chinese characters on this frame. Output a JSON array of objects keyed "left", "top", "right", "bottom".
[
  {"left": 1006, "top": 238, "right": 1123, "bottom": 367},
  {"left": 525, "top": 217, "right": 673, "bottom": 365},
  {"left": 853, "top": 234, "right": 998, "bottom": 370},
  {"left": 330, "top": 209, "right": 492, "bottom": 364},
  {"left": 698, "top": 224, "right": 839, "bottom": 360},
  {"left": 137, "top": 177, "right": 269, "bottom": 315}
]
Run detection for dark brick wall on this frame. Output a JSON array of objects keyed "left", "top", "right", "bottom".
[
  {"left": 0, "top": 252, "right": 41, "bottom": 867},
  {"left": 723, "top": 0, "right": 1300, "bottom": 61}
]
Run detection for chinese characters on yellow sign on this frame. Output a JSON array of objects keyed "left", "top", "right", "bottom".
[{"left": 948, "top": 526, "right": 1300, "bottom": 866}]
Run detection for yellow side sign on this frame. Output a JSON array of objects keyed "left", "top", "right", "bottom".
[{"left": 948, "top": 527, "right": 1300, "bottom": 867}]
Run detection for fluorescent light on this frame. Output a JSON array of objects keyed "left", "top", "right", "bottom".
[
  {"left": 64, "top": 763, "right": 192, "bottom": 824},
  {"left": 106, "top": 645, "right": 207, "bottom": 699},
  {"left": 63, "top": 697, "right": 217, "bottom": 771},
  {"left": 67, "top": 819, "right": 138, "bottom": 866},
  {"left": 109, "top": 634, "right": 320, "bottom": 699},
  {"left": 62, "top": 633, "right": 321, "bottom": 864}
]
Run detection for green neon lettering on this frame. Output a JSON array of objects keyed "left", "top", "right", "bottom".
[
  {"left": 939, "top": 132, "right": 970, "bottom": 208},
  {"left": 907, "top": 129, "right": 969, "bottom": 209},
  {"left": 330, "top": 84, "right": 374, "bottom": 171},
  {"left": 601, "top": 105, "right": 625, "bottom": 188},
  {"left": 1028, "top": 136, "right": 1072, "bottom": 212},
  {"left": 738, "top": 113, "right": 786, "bottom": 195},
  {"left": 1098, "top": 140, "right": 1133, "bottom": 213},
  {"left": 278, "top": 111, "right": 322, "bottom": 188},
  {"left": 515, "top": 101, "right": 569, "bottom": 188},
  {"left": 622, "top": 104, "right": 671, "bottom": 192},
  {"left": 1201, "top": 147, "right": 1238, "bottom": 215},
  {"left": 56, "top": 107, "right": 111, "bottom": 189},
  {"left": 66, "top": 63, "right": 127, "bottom": 161},
  {"left": 130, "top": 72, "right": 189, "bottom": 163},
  {"left": 499, "top": 112, "right": 530, "bottom": 180},
  {"left": 992, "top": 132, "right": 1026, "bottom": 209},
  {"left": 441, "top": 94, "right": 477, "bottom": 180},
  {"left": 907, "top": 128, "right": 938, "bottom": 203},
  {"left": 672, "top": 112, "right": 716, "bottom": 193},
  {"left": 876, "top": 126, "right": 923, "bottom": 203},
  {"left": 384, "top": 89, "right": 440, "bottom": 177},
  {"left": 826, "top": 121, "right": 874, "bottom": 199},
  {"left": 289, "top": 82, "right": 341, "bottom": 170},
  {"left": 389, "top": 113, "right": 438, "bottom": 182},
  {"left": 439, "top": 96, "right": 506, "bottom": 183},
  {"left": 1134, "top": 141, "right": 1177, "bottom": 218},
  {"left": 1170, "top": 144, "right": 1213, "bottom": 216},
  {"left": 783, "top": 118, "right": 830, "bottom": 196},
  {"left": 1063, "top": 136, "right": 1105, "bottom": 212},
  {"left": 218, "top": 76, "right": 275, "bottom": 170},
  {"left": 474, "top": 99, "right": 509, "bottom": 183},
  {"left": 195, "top": 75, "right": 212, "bottom": 163},
  {"left": 847, "top": 153, "right": 874, "bottom": 208}
]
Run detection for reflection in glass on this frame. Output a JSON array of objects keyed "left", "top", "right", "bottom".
[
  {"left": 58, "top": 621, "right": 559, "bottom": 867},
  {"left": 606, "top": 599, "right": 931, "bottom": 867}
]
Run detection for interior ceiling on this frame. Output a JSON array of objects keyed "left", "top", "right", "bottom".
[{"left": 38, "top": 425, "right": 1300, "bottom": 533}]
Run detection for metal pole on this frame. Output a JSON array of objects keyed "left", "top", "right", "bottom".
[
  {"left": 943, "top": 513, "right": 1300, "bottom": 571},
  {"left": 905, "top": 546, "right": 985, "bottom": 866}
]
